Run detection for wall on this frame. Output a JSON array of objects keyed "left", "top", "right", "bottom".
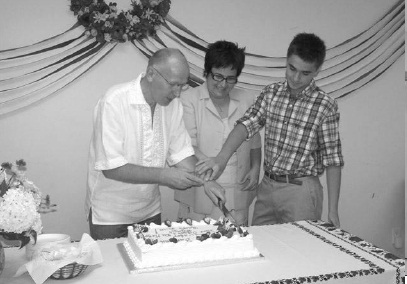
[{"left": 0, "top": 0, "right": 404, "bottom": 257}]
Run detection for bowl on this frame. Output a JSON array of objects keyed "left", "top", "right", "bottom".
[{"left": 25, "top": 233, "right": 71, "bottom": 260}]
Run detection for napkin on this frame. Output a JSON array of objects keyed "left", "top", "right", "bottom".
[{"left": 15, "top": 233, "right": 103, "bottom": 284}]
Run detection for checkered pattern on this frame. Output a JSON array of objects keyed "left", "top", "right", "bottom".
[{"left": 237, "top": 80, "right": 344, "bottom": 176}]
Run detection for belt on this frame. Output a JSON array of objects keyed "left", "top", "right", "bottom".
[{"left": 264, "top": 171, "right": 305, "bottom": 185}]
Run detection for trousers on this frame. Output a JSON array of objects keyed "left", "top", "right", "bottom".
[
  {"left": 252, "top": 175, "right": 323, "bottom": 226},
  {"left": 88, "top": 209, "right": 161, "bottom": 240}
]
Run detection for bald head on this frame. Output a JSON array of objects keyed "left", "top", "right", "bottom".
[
  {"left": 148, "top": 48, "right": 189, "bottom": 73},
  {"left": 142, "top": 48, "right": 190, "bottom": 106}
]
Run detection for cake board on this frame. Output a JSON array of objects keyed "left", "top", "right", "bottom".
[{"left": 117, "top": 243, "right": 265, "bottom": 274}]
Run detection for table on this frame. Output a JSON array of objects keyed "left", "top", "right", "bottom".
[{"left": 1, "top": 220, "right": 405, "bottom": 284}]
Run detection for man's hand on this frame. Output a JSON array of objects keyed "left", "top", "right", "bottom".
[
  {"left": 160, "top": 168, "right": 204, "bottom": 190},
  {"left": 240, "top": 167, "right": 260, "bottom": 191},
  {"left": 203, "top": 181, "right": 226, "bottom": 205},
  {"left": 195, "top": 156, "right": 227, "bottom": 181}
]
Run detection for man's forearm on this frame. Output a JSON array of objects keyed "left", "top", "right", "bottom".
[
  {"left": 103, "top": 164, "right": 163, "bottom": 184},
  {"left": 326, "top": 166, "right": 341, "bottom": 214}
]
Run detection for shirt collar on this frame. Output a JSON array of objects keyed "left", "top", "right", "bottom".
[
  {"left": 198, "top": 81, "right": 210, "bottom": 100},
  {"left": 130, "top": 73, "right": 149, "bottom": 105},
  {"left": 283, "top": 79, "right": 317, "bottom": 98}
]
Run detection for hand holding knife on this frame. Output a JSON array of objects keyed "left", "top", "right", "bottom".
[{"left": 218, "top": 198, "right": 237, "bottom": 225}]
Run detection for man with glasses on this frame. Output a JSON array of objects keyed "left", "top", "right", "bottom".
[
  {"left": 86, "top": 48, "right": 226, "bottom": 240},
  {"left": 175, "top": 40, "right": 262, "bottom": 225}
]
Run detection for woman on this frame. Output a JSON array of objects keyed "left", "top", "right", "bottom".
[{"left": 174, "top": 40, "right": 261, "bottom": 225}]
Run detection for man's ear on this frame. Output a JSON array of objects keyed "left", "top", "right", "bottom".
[
  {"left": 145, "top": 66, "right": 155, "bottom": 82},
  {"left": 314, "top": 65, "right": 322, "bottom": 78}
]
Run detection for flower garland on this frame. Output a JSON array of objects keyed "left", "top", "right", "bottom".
[{"left": 70, "top": 0, "right": 171, "bottom": 43}]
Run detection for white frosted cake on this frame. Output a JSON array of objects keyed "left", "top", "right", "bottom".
[{"left": 123, "top": 218, "right": 261, "bottom": 273}]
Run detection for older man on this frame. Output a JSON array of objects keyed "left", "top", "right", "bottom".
[{"left": 86, "top": 48, "right": 225, "bottom": 240}]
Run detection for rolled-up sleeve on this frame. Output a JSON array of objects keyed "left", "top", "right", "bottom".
[
  {"left": 166, "top": 100, "right": 195, "bottom": 166},
  {"left": 237, "top": 90, "right": 268, "bottom": 140},
  {"left": 180, "top": 92, "right": 198, "bottom": 147},
  {"left": 318, "top": 107, "right": 344, "bottom": 167}
]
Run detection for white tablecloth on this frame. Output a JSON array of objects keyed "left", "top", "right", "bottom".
[{"left": 1, "top": 220, "right": 404, "bottom": 284}]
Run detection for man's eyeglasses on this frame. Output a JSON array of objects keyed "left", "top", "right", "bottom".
[
  {"left": 153, "top": 67, "right": 190, "bottom": 91},
  {"left": 209, "top": 72, "right": 238, "bottom": 84}
]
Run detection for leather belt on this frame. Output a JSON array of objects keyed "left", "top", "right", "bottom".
[{"left": 264, "top": 171, "right": 305, "bottom": 185}]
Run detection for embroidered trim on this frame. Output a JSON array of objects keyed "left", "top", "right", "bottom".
[
  {"left": 247, "top": 220, "right": 394, "bottom": 284},
  {"left": 306, "top": 220, "right": 404, "bottom": 284}
]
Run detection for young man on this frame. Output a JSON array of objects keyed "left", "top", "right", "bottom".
[
  {"left": 86, "top": 48, "right": 225, "bottom": 240},
  {"left": 196, "top": 33, "right": 344, "bottom": 227}
]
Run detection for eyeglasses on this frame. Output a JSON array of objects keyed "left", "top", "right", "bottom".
[
  {"left": 209, "top": 71, "right": 238, "bottom": 84},
  {"left": 153, "top": 67, "right": 190, "bottom": 91}
]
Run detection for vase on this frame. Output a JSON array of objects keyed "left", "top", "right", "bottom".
[{"left": 0, "top": 241, "right": 4, "bottom": 277}]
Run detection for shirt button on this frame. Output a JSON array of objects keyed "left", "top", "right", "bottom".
[
  {"left": 288, "top": 104, "right": 293, "bottom": 108},
  {"left": 284, "top": 121, "right": 288, "bottom": 124}
]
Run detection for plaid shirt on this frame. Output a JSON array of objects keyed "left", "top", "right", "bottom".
[{"left": 237, "top": 80, "right": 344, "bottom": 176}]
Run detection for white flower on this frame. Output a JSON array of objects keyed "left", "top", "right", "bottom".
[
  {"left": 126, "top": 12, "right": 140, "bottom": 25},
  {"left": 132, "top": 0, "right": 141, "bottom": 6},
  {"left": 94, "top": 12, "right": 109, "bottom": 23},
  {"left": 144, "top": 9, "right": 155, "bottom": 20},
  {"left": 104, "top": 33, "right": 112, "bottom": 42},
  {"left": 0, "top": 188, "right": 42, "bottom": 234},
  {"left": 149, "top": 0, "right": 163, "bottom": 7},
  {"left": 108, "top": 12, "right": 118, "bottom": 19}
]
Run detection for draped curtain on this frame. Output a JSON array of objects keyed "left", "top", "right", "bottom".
[{"left": 0, "top": 0, "right": 404, "bottom": 115}]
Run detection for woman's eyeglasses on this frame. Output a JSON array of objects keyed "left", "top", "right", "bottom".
[{"left": 209, "top": 72, "right": 238, "bottom": 84}]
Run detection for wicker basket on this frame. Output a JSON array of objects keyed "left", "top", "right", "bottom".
[{"left": 50, "top": 262, "right": 88, "bottom": 280}]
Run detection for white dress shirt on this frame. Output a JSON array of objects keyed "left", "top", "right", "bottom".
[{"left": 86, "top": 73, "right": 194, "bottom": 225}]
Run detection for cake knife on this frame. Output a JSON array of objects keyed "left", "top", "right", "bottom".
[{"left": 218, "top": 199, "right": 237, "bottom": 224}]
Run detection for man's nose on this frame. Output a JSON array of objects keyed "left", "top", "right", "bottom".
[
  {"left": 173, "top": 87, "right": 182, "bottom": 98},
  {"left": 294, "top": 72, "right": 301, "bottom": 82}
]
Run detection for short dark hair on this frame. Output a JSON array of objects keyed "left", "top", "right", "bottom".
[
  {"left": 204, "top": 40, "right": 246, "bottom": 77},
  {"left": 287, "top": 33, "right": 326, "bottom": 69}
]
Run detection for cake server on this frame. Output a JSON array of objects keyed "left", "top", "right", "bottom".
[{"left": 218, "top": 199, "right": 237, "bottom": 224}]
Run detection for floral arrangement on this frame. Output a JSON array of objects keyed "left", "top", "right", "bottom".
[
  {"left": 0, "top": 159, "right": 55, "bottom": 248},
  {"left": 70, "top": 0, "right": 171, "bottom": 43}
]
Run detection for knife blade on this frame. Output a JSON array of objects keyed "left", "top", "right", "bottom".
[{"left": 218, "top": 199, "right": 237, "bottom": 224}]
